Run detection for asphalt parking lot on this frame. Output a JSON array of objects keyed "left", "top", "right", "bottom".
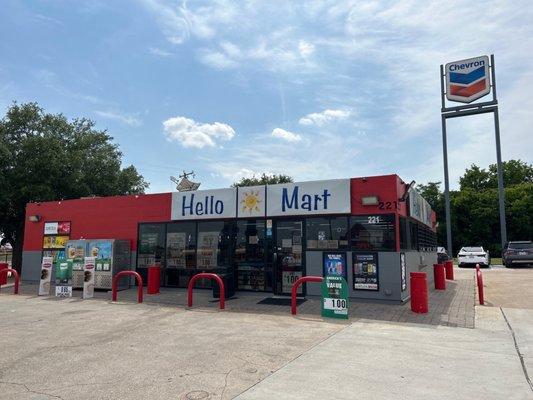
[{"left": 1, "top": 265, "right": 532, "bottom": 399}]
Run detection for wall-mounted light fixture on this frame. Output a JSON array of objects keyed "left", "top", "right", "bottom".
[
  {"left": 28, "top": 215, "right": 41, "bottom": 222},
  {"left": 361, "top": 196, "right": 379, "bottom": 206}
]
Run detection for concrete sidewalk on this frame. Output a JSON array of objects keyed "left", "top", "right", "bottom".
[{"left": 236, "top": 307, "right": 533, "bottom": 400}]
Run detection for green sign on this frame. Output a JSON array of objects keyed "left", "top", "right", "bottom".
[{"left": 321, "top": 275, "right": 349, "bottom": 319}]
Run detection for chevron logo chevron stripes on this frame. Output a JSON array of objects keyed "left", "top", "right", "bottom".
[{"left": 445, "top": 55, "right": 491, "bottom": 103}]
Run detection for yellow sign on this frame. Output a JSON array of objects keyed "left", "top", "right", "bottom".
[{"left": 43, "top": 236, "right": 70, "bottom": 249}]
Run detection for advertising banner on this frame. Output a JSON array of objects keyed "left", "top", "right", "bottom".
[
  {"left": 38, "top": 256, "right": 53, "bottom": 295},
  {"left": 237, "top": 186, "right": 266, "bottom": 218},
  {"left": 408, "top": 189, "right": 433, "bottom": 228},
  {"left": 323, "top": 252, "right": 347, "bottom": 280},
  {"left": 88, "top": 240, "right": 112, "bottom": 272},
  {"left": 55, "top": 260, "right": 73, "bottom": 297},
  {"left": 83, "top": 257, "right": 95, "bottom": 299},
  {"left": 353, "top": 253, "right": 379, "bottom": 291},
  {"left": 171, "top": 188, "right": 236, "bottom": 220},
  {"left": 44, "top": 221, "right": 71, "bottom": 235},
  {"left": 43, "top": 236, "right": 70, "bottom": 249},
  {"left": 266, "top": 179, "right": 350, "bottom": 217},
  {"left": 321, "top": 275, "right": 349, "bottom": 319}
]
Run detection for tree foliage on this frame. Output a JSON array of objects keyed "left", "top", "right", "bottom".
[
  {"left": 419, "top": 160, "right": 533, "bottom": 255},
  {"left": 0, "top": 102, "right": 148, "bottom": 269},
  {"left": 232, "top": 173, "right": 293, "bottom": 187}
]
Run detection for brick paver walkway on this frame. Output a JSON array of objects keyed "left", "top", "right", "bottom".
[{"left": 6, "top": 267, "right": 476, "bottom": 328}]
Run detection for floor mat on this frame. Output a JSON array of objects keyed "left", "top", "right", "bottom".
[{"left": 257, "top": 297, "right": 306, "bottom": 306}]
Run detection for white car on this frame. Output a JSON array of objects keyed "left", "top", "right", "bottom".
[{"left": 457, "top": 246, "right": 490, "bottom": 267}]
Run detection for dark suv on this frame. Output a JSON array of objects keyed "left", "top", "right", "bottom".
[{"left": 502, "top": 241, "right": 533, "bottom": 267}]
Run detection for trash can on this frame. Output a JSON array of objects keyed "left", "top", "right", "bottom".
[
  {"left": 147, "top": 265, "right": 160, "bottom": 295},
  {"left": 0, "top": 263, "right": 8, "bottom": 285},
  {"left": 410, "top": 272, "right": 428, "bottom": 314},
  {"left": 213, "top": 273, "right": 235, "bottom": 299}
]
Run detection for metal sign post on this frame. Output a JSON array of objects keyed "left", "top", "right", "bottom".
[{"left": 440, "top": 54, "right": 507, "bottom": 256}]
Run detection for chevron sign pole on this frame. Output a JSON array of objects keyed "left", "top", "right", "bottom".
[{"left": 440, "top": 54, "right": 507, "bottom": 256}]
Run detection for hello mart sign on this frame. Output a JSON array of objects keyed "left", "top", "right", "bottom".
[{"left": 171, "top": 179, "right": 351, "bottom": 220}]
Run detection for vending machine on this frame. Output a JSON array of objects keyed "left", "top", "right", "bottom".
[
  {"left": 66, "top": 240, "right": 87, "bottom": 289},
  {"left": 65, "top": 239, "right": 131, "bottom": 290},
  {"left": 86, "top": 239, "right": 131, "bottom": 290}
]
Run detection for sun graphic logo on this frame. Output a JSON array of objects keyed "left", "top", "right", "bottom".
[{"left": 241, "top": 190, "right": 262, "bottom": 214}]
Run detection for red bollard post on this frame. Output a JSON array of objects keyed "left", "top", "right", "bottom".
[
  {"left": 147, "top": 265, "right": 160, "bottom": 295},
  {"left": 291, "top": 276, "right": 323, "bottom": 315},
  {"left": 187, "top": 273, "right": 225, "bottom": 310},
  {"left": 112, "top": 271, "right": 143, "bottom": 303},
  {"left": 433, "top": 263, "right": 446, "bottom": 290},
  {"left": 0, "top": 263, "right": 8, "bottom": 285},
  {"left": 476, "top": 264, "right": 485, "bottom": 305},
  {"left": 0, "top": 268, "right": 19, "bottom": 295},
  {"left": 410, "top": 272, "right": 428, "bottom": 314},
  {"left": 445, "top": 260, "right": 454, "bottom": 280}
]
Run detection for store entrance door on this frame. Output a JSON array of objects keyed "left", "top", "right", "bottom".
[{"left": 274, "top": 220, "right": 304, "bottom": 295}]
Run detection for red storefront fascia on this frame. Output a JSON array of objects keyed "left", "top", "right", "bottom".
[{"left": 23, "top": 174, "right": 436, "bottom": 261}]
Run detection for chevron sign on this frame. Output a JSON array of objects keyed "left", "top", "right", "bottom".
[{"left": 445, "top": 55, "right": 491, "bottom": 103}]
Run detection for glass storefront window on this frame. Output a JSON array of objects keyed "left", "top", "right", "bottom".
[
  {"left": 306, "top": 217, "right": 349, "bottom": 250},
  {"left": 234, "top": 219, "right": 269, "bottom": 291},
  {"left": 166, "top": 222, "right": 196, "bottom": 268},
  {"left": 350, "top": 214, "right": 395, "bottom": 251},
  {"left": 137, "top": 223, "right": 165, "bottom": 267},
  {"left": 197, "top": 221, "right": 232, "bottom": 269}
]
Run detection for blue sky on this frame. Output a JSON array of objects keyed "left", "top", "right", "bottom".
[{"left": 1, "top": 1, "right": 532, "bottom": 193}]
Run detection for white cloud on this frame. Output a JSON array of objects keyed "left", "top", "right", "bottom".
[
  {"left": 298, "top": 40, "right": 315, "bottom": 58},
  {"left": 94, "top": 110, "right": 142, "bottom": 127},
  {"left": 299, "top": 109, "right": 351, "bottom": 126},
  {"left": 271, "top": 128, "right": 302, "bottom": 142},
  {"left": 163, "top": 116, "right": 236, "bottom": 148},
  {"left": 197, "top": 49, "right": 239, "bottom": 70},
  {"left": 148, "top": 47, "right": 172, "bottom": 57}
]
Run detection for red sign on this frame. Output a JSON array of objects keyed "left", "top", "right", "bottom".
[{"left": 58, "top": 222, "right": 71, "bottom": 234}]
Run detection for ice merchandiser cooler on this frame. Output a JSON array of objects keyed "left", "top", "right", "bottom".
[
  {"left": 65, "top": 240, "right": 87, "bottom": 289},
  {"left": 66, "top": 239, "right": 131, "bottom": 290}
]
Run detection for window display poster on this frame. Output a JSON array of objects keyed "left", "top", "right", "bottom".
[
  {"left": 83, "top": 257, "right": 95, "bottom": 299},
  {"left": 321, "top": 275, "right": 348, "bottom": 319},
  {"left": 197, "top": 231, "right": 218, "bottom": 268},
  {"left": 323, "top": 252, "right": 347, "bottom": 280},
  {"left": 55, "top": 259, "right": 73, "bottom": 297},
  {"left": 38, "top": 256, "right": 53, "bottom": 295},
  {"left": 400, "top": 252, "right": 407, "bottom": 292},
  {"left": 353, "top": 253, "right": 379, "bottom": 291},
  {"left": 282, "top": 270, "right": 302, "bottom": 294},
  {"left": 166, "top": 232, "right": 186, "bottom": 267}
]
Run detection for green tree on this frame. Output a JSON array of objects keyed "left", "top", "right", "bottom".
[
  {"left": 460, "top": 160, "right": 533, "bottom": 191},
  {"left": 420, "top": 160, "right": 533, "bottom": 255},
  {"left": 0, "top": 102, "right": 148, "bottom": 271},
  {"left": 232, "top": 173, "right": 293, "bottom": 187}
]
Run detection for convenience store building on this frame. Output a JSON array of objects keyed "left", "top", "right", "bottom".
[{"left": 21, "top": 174, "right": 437, "bottom": 302}]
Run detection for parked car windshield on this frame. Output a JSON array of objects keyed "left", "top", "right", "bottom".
[
  {"left": 509, "top": 242, "right": 533, "bottom": 249},
  {"left": 461, "top": 247, "right": 484, "bottom": 252}
]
